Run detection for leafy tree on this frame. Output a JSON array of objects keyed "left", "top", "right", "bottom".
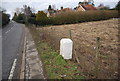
[
  {"left": 15, "top": 13, "right": 25, "bottom": 23},
  {"left": 27, "top": 13, "right": 36, "bottom": 24},
  {"left": 2, "top": 12, "right": 10, "bottom": 26},
  {"left": 36, "top": 11, "right": 47, "bottom": 21},
  {"left": 36, "top": 11, "right": 49, "bottom": 26},
  {"left": 1, "top": 8, "right": 10, "bottom": 26}
]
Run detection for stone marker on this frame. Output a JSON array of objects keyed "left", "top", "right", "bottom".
[{"left": 60, "top": 38, "right": 73, "bottom": 59}]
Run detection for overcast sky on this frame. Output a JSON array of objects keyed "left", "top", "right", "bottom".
[{"left": 1, "top": 0, "right": 119, "bottom": 19}]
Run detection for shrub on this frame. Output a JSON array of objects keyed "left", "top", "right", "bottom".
[
  {"left": 13, "top": 10, "right": 118, "bottom": 26},
  {"left": 36, "top": 11, "right": 51, "bottom": 26},
  {"left": 36, "top": 11, "right": 47, "bottom": 21},
  {"left": 2, "top": 12, "right": 10, "bottom": 26},
  {"left": 50, "top": 10, "right": 118, "bottom": 25},
  {"left": 35, "top": 10, "right": 118, "bottom": 26},
  {"left": 14, "top": 13, "right": 25, "bottom": 24},
  {"left": 28, "top": 17, "right": 36, "bottom": 24}
]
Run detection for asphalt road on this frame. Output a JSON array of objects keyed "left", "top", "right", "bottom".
[{"left": 2, "top": 21, "right": 25, "bottom": 79}]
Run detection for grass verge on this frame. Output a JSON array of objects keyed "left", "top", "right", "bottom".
[{"left": 28, "top": 26, "right": 84, "bottom": 79}]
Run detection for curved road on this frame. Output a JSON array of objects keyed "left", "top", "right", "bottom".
[{"left": 2, "top": 21, "right": 25, "bottom": 79}]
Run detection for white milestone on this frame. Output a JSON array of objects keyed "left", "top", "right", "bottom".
[{"left": 60, "top": 38, "right": 73, "bottom": 59}]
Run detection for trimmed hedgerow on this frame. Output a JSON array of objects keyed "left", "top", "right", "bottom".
[{"left": 50, "top": 10, "right": 118, "bottom": 25}]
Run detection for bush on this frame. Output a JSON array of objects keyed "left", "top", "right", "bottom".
[
  {"left": 13, "top": 13, "right": 25, "bottom": 24},
  {"left": 13, "top": 10, "right": 119, "bottom": 26},
  {"left": 28, "top": 17, "right": 36, "bottom": 24},
  {"left": 34, "top": 10, "right": 118, "bottom": 26},
  {"left": 50, "top": 10, "right": 118, "bottom": 25},
  {"left": 2, "top": 12, "right": 10, "bottom": 26},
  {"left": 35, "top": 11, "right": 51, "bottom": 26}
]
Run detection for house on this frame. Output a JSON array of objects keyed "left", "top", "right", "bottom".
[
  {"left": 47, "top": 7, "right": 72, "bottom": 17},
  {"left": 47, "top": 9, "right": 56, "bottom": 17},
  {"left": 75, "top": 0, "right": 97, "bottom": 11},
  {"left": 56, "top": 8, "right": 72, "bottom": 14},
  {"left": 76, "top": 5, "right": 86, "bottom": 11},
  {"left": 76, "top": 4, "right": 97, "bottom": 11}
]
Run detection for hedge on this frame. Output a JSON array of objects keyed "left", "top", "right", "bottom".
[{"left": 50, "top": 10, "right": 118, "bottom": 25}]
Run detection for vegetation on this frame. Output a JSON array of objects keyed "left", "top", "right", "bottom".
[
  {"left": 38, "top": 42, "right": 84, "bottom": 79},
  {"left": 99, "top": 6, "right": 110, "bottom": 10},
  {"left": 27, "top": 13, "right": 36, "bottom": 25},
  {"left": 1, "top": 7, "right": 10, "bottom": 26},
  {"left": 33, "top": 10, "right": 118, "bottom": 26},
  {"left": 51, "top": 10, "right": 118, "bottom": 25},
  {"left": 13, "top": 3, "right": 118, "bottom": 26},
  {"left": 12, "top": 5, "right": 33, "bottom": 24},
  {"left": 28, "top": 26, "right": 84, "bottom": 79},
  {"left": 36, "top": 11, "right": 49, "bottom": 26},
  {"left": 78, "top": 0, "right": 95, "bottom": 6},
  {"left": 2, "top": 11, "right": 10, "bottom": 26},
  {"left": 110, "top": 1, "right": 120, "bottom": 11},
  {"left": 115, "top": 1, "right": 120, "bottom": 11},
  {"left": 14, "top": 10, "right": 118, "bottom": 26},
  {"left": 13, "top": 13, "right": 25, "bottom": 23}
]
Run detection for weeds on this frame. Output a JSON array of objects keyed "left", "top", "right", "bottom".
[{"left": 28, "top": 26, "right": 84, "bottom": 79}]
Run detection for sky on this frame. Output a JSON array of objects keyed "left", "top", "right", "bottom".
[{"left": 1, "top": 0, "right": 119, "bottom": 19}]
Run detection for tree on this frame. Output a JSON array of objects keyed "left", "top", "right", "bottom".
[
  {"left": 48, "top": 5, "right": 52, "bottom": 11},
  {"left": 100, "top": 6, "right": 110, "bottom": 10},
  {"left": 115, "top": 1, "right": 120, "bottom": 11},
  {"left": 36, "top": 11, "right": 47, "bottom": 21},
  {"left": 12, "top": 12, "right": 17, "bottom": 20},
  {"left": 23, "top": 5, "right": 32, "bottom": 24},
  {"left": 14, "top": 8, "right": 23, "bottom": 15},
  {"left": 0, "top": 7, "right": 6, "bottom": 12},
  {"left": 36, "top": 11, "right": 48, "bottom": 25},
  {"left": 27, "top": 13, "right": 36, "bottom": 24},
  {"left": 88, "top": 0, "right": 95, "bottom": 6},
  {"left": 23, "top": 5, "right": 32, "bottom": 16},
  {"left": 78, "top": 0, "right": 95, "bottom": 6},
  {"left": 1, "top": 8, "right": 10, "bottom": 26},
  {"left": 15, "top": 13, "right": 25, "bottom": 23},
  {"left": 2, "top": 12, "right": 10, "bottom": 26}
]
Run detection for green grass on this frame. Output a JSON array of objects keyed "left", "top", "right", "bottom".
[
  {"left": 28, "top": 26, "right": 84, "bottom": 79},
  {"left": 36, "top": 42, "right": 84, "bottom": 79}
]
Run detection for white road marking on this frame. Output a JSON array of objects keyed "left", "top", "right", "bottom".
[
  {"left": 5, "top": 27, "right": 13, "bottom": 34},
  {"left": 8, "top": 59, "right": 17, "bottom": 79}
]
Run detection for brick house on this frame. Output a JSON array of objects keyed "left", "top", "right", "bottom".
[
  {"left": 76, "top": 4, "right": 97, "bottom": 11},
  {"left": 75, "top": 0, "right": 97, "bottom": 11},
  {"left": 47, "top": 7, "right": 72, "bottom": 17}
]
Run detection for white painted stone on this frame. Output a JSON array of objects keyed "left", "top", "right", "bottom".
[{"left": 60, "top": 38, "right": 73, "bottom": 59}]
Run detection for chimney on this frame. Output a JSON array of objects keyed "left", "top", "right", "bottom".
[
  {"left": 61, "top": 6, "right": 63, "bottom": 10},
  {"left": 84, "top": 0, "right": 88, "bottom": 5}
]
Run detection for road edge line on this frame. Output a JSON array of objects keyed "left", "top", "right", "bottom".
[{"left": 8, "top": 59, "right": 17, "bottom": 79}]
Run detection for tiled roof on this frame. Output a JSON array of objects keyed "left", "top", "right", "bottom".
[
  {"left": 56, "top": 8, "right": 71, "bottom": 13},
  {"left": 61, "top": 8, "right": 71, "bottom": 12},
  {"left": 82, "top": 4, "right": 97, "bottom": 10}
]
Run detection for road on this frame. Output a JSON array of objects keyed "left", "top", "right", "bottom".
[{"left": 2, "top": 21, "right": 25, "bottom": 79}]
